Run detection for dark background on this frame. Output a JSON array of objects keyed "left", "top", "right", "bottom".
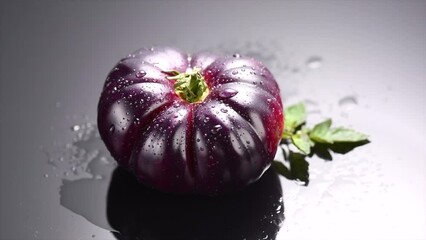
[{"left": 1, "top": 1, "right": 425, "bottom": 239}]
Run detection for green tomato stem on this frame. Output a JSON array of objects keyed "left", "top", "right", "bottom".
[{"left": 164, "top": 67, "right": 209, "bottom": 103}]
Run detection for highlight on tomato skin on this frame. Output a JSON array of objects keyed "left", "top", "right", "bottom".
[{"left": 97, "top": 46, "right": 284, "bottom": 196}]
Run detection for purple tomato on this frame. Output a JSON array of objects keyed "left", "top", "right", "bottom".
[{"left": 98, "top": 46, "right": 284, "bottom": 195}]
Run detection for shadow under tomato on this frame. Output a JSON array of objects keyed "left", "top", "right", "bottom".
[{"left": 107, "top": 167, "right": 284, "bottom": 240}]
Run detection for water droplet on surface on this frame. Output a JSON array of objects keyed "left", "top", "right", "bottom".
[
  {"left": 43, "top": 174, "right": 49, "bottom": 178},
  {"left": 232, "top": 53, "right": 241, "bottom": 58},
  {"left": 135, "top": 70, "right": 146, "bottom": 78},
  {"left": 203, "top": 117, "right": 210, "bottom": 123},
  {"left": 338, "top": 96, "right": 358, "bottom": 112},
  {"left": 220, "top": 108, "right": 228, "bottom": 113},
  {"left": 211, "top": 125, "right": 222, "bottom": 134},
  {"left": 219, "top": 88, "right": 238, "bottom": 99},
  {"left": 109, "top": 125, "right": 115, "bottom": 133},
  {"left": 306, "top": 56, "right": 322, "bottom": 69},
  {"left": 71, "top": 125, "right": 80, "bottom": 132},
  {"left": 133, "top": 118, "right": 140, "bottom": 125},
  {"left": 231, "top": 70, "right": 238, "bottom": 75}
]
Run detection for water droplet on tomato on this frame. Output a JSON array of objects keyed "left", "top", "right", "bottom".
[
  {"left": 220, "top": 108, "right": 228, "bottom": 113},
  {"left": 133, "top": 118, "right": 140, "bottom": 125},
  {"left": 211, "top": 125, "right": 222, "bottom": 134},
  {"left": 232, "top": 53, "right": 241, "bottom": 58},
  {"left": 199, "top": 147, "right": 205, "bottom": 151},
  {"left": 231, "top": 70, "right": 238, "bottom": 75},
  {"left": 219, "top": 88, "right": 238, "bottom": 99},
  {"left": 203, "top": 117, "right": 210, "bottom": 123},
  {"left": 135, "top": 70, "right": 146, "bottom": 78}
]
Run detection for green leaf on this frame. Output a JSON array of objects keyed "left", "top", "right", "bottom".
[
  {"left": 291, "top": 131, "right": 314, "bottom": 155},
  {"left": 328, "top": 140, "right": 370, "bottom": 154},
  {"left": 273, "top": 151, "right": 309, "bottom": 186},
  {"left": 284, "top": 102, "right": 306, "bottom": 133},
  {"left": 288, "top": 151, "right": 310, "bottom": 185},
  {"left": 272, "top": 161, "right": 292, "bottom": 180},
  {"left": 309, "top": 119, "right": 333, "bottom": 143},
  {"left": 327, "top": 128, "right": 369, "bottom": 142}
]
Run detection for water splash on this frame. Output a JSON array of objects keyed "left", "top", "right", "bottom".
[{"left": 45, "top": 122, "right": 116, "bottom": 231}]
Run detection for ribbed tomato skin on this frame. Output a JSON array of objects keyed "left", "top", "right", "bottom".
[{"left": 98, "top": 47, "right": 284, "bottom": 195}]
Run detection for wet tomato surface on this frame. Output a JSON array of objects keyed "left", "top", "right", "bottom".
[{"left": 98, "top": 46, "right": 284, "bottom": 195}]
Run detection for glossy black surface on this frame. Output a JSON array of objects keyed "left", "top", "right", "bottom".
[
  {"left": 1, "top": 1, "right": 425, "bottom": 240},
  {"left": 107, "top": 167, "right": 283, "bottom": 240}
]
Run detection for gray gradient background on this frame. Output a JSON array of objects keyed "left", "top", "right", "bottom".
[{"left": 1, "top": 0, "right": 426, "bottom": 239}]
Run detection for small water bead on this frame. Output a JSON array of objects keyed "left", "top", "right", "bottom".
[
  {"left": 232, "top": 53, "right": 241, "bottom": 58},
  {"left": 231, "top": 70, "right": 238, "bottom": 75},
  {"left": 220, "top": 108, "right": 228, "bottom": 113},
  {"left": 71, "top": 125, "right": 80, "bottom": 132},
  {"left": 211, "top": 125, "right": 222, "bottom": 134},
  {"left": 196, "top": 138, "right": 201, "bottom": 142},
  {"left": 135, "top": 70, "right": 146, "bottom": 78},
  {"left": 339, "top": 95, "right": 358, "bottom": 107},
  {"left": 203, "top": 117, "right": 210, "bottom": 123},
  {"left": 43, "top": 174, "right": 49, "bottom": 178},
  {"left": 218, "top": 88, "right": 238, "bottom": 99},
  {"left": 133, "top": 118, "right": 141, "bottom": 125},
  {"left": 306, "top": 56, "right": 323, "bottom": 69}
]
